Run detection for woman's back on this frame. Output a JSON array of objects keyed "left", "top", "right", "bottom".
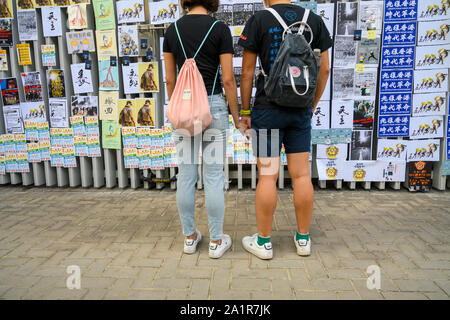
[{"left": 163, "top": 14, "right": 233, "bottom": 95}]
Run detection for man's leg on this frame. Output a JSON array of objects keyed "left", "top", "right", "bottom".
[
  {"left": 255, "top": 157, "right": 280, "bottom": 237},
  {"left": 286, "top": 152, "right": 314, "bottom": 235}
]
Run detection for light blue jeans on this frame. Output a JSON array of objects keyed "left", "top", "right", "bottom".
[{"left": 173, "top": 94, "right": 228, "bottom": 241}]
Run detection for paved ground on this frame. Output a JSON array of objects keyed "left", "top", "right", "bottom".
[{"left": 0, "top": 185, "right": 449, "bottom": 300}]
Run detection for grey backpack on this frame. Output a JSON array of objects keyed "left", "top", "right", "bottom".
[{"left": 262, "top": 8, "right": 319, "bottom": 108}]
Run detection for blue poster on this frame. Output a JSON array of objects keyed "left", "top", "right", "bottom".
[
  {"left": 380, "top": 70, "right": 413, "bottom": 93},
  {"left": 447, "top": 138, "right": 450, "bottom": 160},
  {"left": 378, "top": 115, "right": 410, "bottom": 137},
  {"left": 381, "top": 46, "right": 415, "bottom": 70},
  {"left": 382, "top": 22, "right": 417, "bottom": 46},
  {"left": 379, "top": 92, "right": 412, "bottom": 116},
  {"left": 384, "top": 0, "right": 418, "bottom": 22},
  {"left": 447, "top": 115, "right": 450, "bottom": 138}
]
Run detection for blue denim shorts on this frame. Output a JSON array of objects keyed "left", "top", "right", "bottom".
[{"left": 251, "top": 107, "right": 312, "bottom": 158}]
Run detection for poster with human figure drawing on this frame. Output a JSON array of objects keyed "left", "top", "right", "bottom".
[
  {"left": 412, "top": 92, "right": 447, "bottom": 117},
  {"left": 67, "top": 30, "right": 95, "bottom": 53},
  {"left": 317, "top": 3, "right": 334, "bottom": 38},
  {"left": 415, "top": 44, "right": 450, "bottom": 70},
  {"left": 41, "top": 6, "right": 62, "bottom": 37},
  {"left": 21, "top": 72, "right": 42, "bottom": 102},
  {"left": 118, "top": 99, "right": 137, "bottom": 127},
  {"left": 417, "top": 20, "right": 450, "bottom": 46},
  {"left": 418, "top": 0, "right": 450, "bottom": 22},
  {"left": 70, "top": 63, "right": 93, "bottom": 94},
  {"left": 331, "top": 100, "right": 353, "bottom": 129},
  {"left": 116, "top": 0, "right": 145, "bottom": 24},
  {"left": 356, "top": 38, "right": 380, "bottom": 66},
  {"left": 122, "top": 63, "right": 139, "bottom": 94},
  {"left": 377, "top": 139, "right": 408, "bottom": 161},
  {"left": 20, "top": 101, "right": 47, "bottom": 123},
  {"left": 406, "top": 139, "right": 440, "bottom": 162},
  {"left": 353, "top": 98, "right": 375, "bottom": 130},
  {"left": 17, "top": 0, "right": 36, "bottom": 10},
  {"left": 135, "top": 98, "right": 155, "bottom": 127},
  {"left": 118, "top": 24, "right": 139, "bottom": 57},
  {"left": 149, "top": 0, "right": 179, "bottom": 25},
  {"left": 414, "top": 69, "right": 449, "bottom": 94},
  {"left": 98, "top": 60, "right": 119, "bottom": 90},
  {"left": 336, "top": 1, "right": 358, "bottom": 36},
  {"left": 332, "top": 68, "right": 354, "bottom": 100},
  {"left": 333, "top": 36, "right": 357, "bottom": 68},
  {"left": 232, "top": 2, "right": 253, "bottom": 26},
  {"left": 18, "top": 10, "right": 38, "bottom": 41},
  {"left": 0, "top": 0, "right": 13, "bottom": 19},
  {"left": 409, "top": 115, "right": 444, "bottom": 139},
  {"left": 354, "top": 69, "right": 378, "bottom": 97},
  {"left": 139, "top": 62, "right": 159, "bottom": 92}
]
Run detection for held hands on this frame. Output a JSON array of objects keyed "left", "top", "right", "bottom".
[{"left": 237, "top": 115, "right": 252, "bottom": 139}]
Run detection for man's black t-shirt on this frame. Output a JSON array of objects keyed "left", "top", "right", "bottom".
[
  {"left": 238, "top": 4, "right": 333, "bottom": 109},
  {"left": 163, "top": 14, "right": 234, "bottom": 95}
]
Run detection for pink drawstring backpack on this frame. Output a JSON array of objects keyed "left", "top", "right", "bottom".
[{"left": 166, "top": 20, "right": 220, "bottom": 136}]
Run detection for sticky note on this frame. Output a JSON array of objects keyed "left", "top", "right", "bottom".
[
  {"left": 356, "top": 64, "right": 365, "bottom": 73},
  {"left": 367, "top": 30, "right": 376, "bottom": 39}
]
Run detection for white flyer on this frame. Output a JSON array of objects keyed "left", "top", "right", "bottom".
[
  {"left": 70, "top": 63, "right": 93, "bottom": 94},
  {"left": 316, "top": 159, "right": 344, "bottom": 180},
  {"left": 311, "top": 100, "right": 330, "bottom": 129},
  {"left": 414, "top": 69, "right": 449, "bottom": 94},
  {"left": 41, "top": 6, "right": 62, "bottom": 37},
  {"left": 409, "top": 115, "right": 444, "bottom": 139},
  {"left": 316, "top": 144, "right": 348, "bottom": 160},
  {"left": 376, "top": 161, "right": 406, "bottom": 182},
  {"left": 331, "top": 99, "right": 354, "bottom": 129},
  {"left": 406, "top": 139, "right": 441, "bottom": 162},
  {"left": 49, "top": 98, "right": 69, "bottom": 128},
  {"left": 415, "top": 44, "right": 450, "bottom": 70},
  {"left": 343, "top": 160, "right": 379, "bottom": 182},
  {"left": 376, "top": 139, "right": 408, "bottom": 161},
  {"left": 412, "top": 92, "right": 447, "bottom": 117}
]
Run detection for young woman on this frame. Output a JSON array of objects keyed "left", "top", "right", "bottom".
[
  {"left": 238, "top": 0, "right": 332, "bottom": 259},
  {"left": 163, "top": 0, "right": 240, "bottom": 258}
]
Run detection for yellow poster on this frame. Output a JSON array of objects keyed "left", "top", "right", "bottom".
[
  {"left": 118, "top": 99, "right": 137, "bottom": 127},
  {"left": 99, "top": 90, "right": 118, "bottom": 121},
  {"left": 17, "top": 0, "right": 35, "bottom": 10},
  {"left": 135, "top": 98, "right": 155, "bottom": 127},
  {"left": 138, "top": 62, "right": 159, "bottom": 92},
  {"left": 17, "top": 43, "right": 32, "bottom": 65},
  {"left": 70, "top": 0, "right": 90, "bottom": 4},
  {"left": 35, "top": 0, "right": 53, "bottom": 7},
  {"left": 0, "top": 49, "right": 7, "bottom": 71},
  {"left": 0, "top": 0, "right": 13, "bottom": 18},
  {"left": 53, "top": 0, "right": 69, "bottom": 6},
  {"left": 96, "top": 29, "right": 117, "bottom": 61}
]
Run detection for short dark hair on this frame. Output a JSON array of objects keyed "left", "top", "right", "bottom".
[{"left": 180, "top": 0, "right": 219, "bottom": 13}]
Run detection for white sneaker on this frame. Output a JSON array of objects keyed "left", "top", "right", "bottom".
[
  {"left": 209, "top": 234, "right": 232, "bottom": 259},
  {"left": 242, "top": 233, "right": 273, "bottom": 260},
  {"left": 184, "top": 230, "right": 202, "bottom": 254},
  {"left": 294, "top": 235, "right": 311, "bottom": 256}
]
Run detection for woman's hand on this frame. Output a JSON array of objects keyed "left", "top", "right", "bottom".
[{"left": 238, "top": 115, "right": 251, "bottom": 139}]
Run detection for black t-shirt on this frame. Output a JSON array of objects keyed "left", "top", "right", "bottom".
[
  {"left": 163, "top": 14, "right": 234, "bottom": 95},
  {"left": 238, "top": 4, "right": 333, "bottom": 109}
]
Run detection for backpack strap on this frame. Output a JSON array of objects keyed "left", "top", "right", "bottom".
[
  {"left": 265, "top": 7, "right": 290, "bottom": 33},
  {"left": 174, "top": 19, "right": 220, "bottom": 60},
  {"left": 298, "top": 9, "right": 310, "bottom": 35},
  {"left": 193, "top": 20, "right": 220, "bottom": 59}
]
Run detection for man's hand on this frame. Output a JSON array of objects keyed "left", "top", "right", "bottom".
[{"left": 238, "top": 115, "right": 252, "bottom": 139}]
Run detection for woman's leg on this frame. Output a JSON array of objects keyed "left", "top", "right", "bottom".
[
  {"left": 202, "top": 95, "right": 228, "bottom": 242},
  {"left": 174, "top": 132, "right": 200, "bottom": 238}
]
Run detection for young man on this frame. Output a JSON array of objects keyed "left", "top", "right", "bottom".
[{"left": 238, "top": 0, "right": 332, "bottom": 259}]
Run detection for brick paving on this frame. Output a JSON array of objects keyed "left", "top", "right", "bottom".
[{"left": 0, "top": 185, "right": 449, "bottom": 300}]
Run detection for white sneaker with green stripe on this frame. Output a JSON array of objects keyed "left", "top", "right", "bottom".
[
  {"left": 294, "top": 236, "right": 311, "bottom": 256},
  {"left": 242, "top": 233, "right": 273, "bottom": 260}
]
